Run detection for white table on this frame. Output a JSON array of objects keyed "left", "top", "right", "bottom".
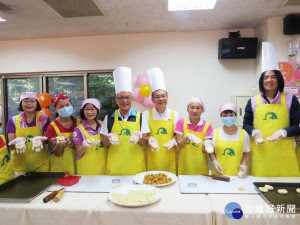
[{"left": 0, "top": 182, "right": 213, "bottom": 225}]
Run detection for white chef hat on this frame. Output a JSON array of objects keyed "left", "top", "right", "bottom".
[
  {"left": 147, "top": 67, "right": 166, "bottom": 93},
  {"left": 261, "top": 42, "right": 279, "bottom": 72},
  {"left": 113, "top": 66, "right": 132, "bottom": 94}
]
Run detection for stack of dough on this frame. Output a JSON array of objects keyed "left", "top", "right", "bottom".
[{"left": 112, "top": 189, "right": 157, "bottom": 205}]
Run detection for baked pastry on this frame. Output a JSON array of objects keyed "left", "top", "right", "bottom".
[
  {"left": 57, "top": 136, "right": 65, "bottom": 141},
  {"left": 206, "top": 146, "right": 214, "bottom": 154},
  {"left": 256, "top": 138, "right": 264, "bottom": 144},
  {"left": 277, "top": 189, "right": 288, "bottom": 195},
  {"left": 33, "top": 141, "right": 41, "bottom": 148}
]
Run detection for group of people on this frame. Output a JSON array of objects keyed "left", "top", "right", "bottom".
[{"left": 0, "top": 65, "right": 299, "bottom": 185}]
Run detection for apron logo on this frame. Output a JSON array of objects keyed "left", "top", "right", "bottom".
[
  {"left": 1, "top": 155, "right": 10, "bottom": 166},
  {"left": 187, "top": 140, "right": 199, "bottom": 147},
  {"left": 156, "top": 127, "right": 168, "bottom": 135},
  {"left": 222, "top": 148, "right": 236, "bottom": 156},
  {"left": 118, "top": 128, "right": 131, "bottom": 136},
  {"left": 263, "top": 112, "right": 278, "bottom": 120},
  {"left": 26, "top": 135, "right": 34, "bottom": 143},
  {"left": 95, "top": 141, "right": 104, "bottom": 150}
]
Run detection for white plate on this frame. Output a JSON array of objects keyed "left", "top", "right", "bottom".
[
  {"left": 108, "top": 185, "right": 161, "bottom": 207},
  {"left": 133, "top": 171, "right": 177, "bottom": 187}
]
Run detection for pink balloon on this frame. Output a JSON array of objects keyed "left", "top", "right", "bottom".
[
  {"left": 143, "top": 96, "right": 155, "bottom": 109},
  {"left": 132, "top": 88, "right": 143, "bottom": 102},
  {"left": 136, "top": 74, "right": 150, "bottom": 87}
]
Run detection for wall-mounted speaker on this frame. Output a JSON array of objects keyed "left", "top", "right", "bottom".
[
  {"left": 218, "top": 38, "right": 258, "bottom": 59},
  {"left": 284, "top": 14, "right": 300, "bottom": 35}
]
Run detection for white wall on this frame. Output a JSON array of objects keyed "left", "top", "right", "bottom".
[{"left": 0, "top": 29, "right": 259, "bottom": 128}]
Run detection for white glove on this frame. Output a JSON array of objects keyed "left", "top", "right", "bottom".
[
  {"left": 252, "top": 129, "right": 264, "bottom": 145},
  {"left": 107, "top": 133, "right": 119, "bottom": 145},
  {"left": 148, "top": 136, "right": 159, "bottom": 151},
  {"left": 164, "top": 137, "right": 177, "bottom": 150},
  {"left": 237, "top": 164, "right": 247, "bottom": 178},
  {"left": 30, "top": 136, "right": 48, "bottom": 152},
  {"left": 186, "top": 133, "right": 202, "bottom": 144},
  {"left": 82, "top": 138, "right": 100, "bottom": 148},
  {"left": 212, "top": 160, "right": 223, "bottom": 174},
  {"left": 203, "top": 139, "right": 215, "bottom": 154},
  {"left": 8, "top": 137, "right": 26, "bottom": 153},
  {"left": 129, "top": 131, "right": 142, "bottom": 144},
  {"left": 268, "top": 130, "right": 287, "bottom": 142}
]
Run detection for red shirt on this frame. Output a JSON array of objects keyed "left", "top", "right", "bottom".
[{"left": 45, "top": 117, "right": 78, "bottom": 139}]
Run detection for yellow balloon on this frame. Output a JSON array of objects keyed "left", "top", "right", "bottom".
[{"left": 139, "top": 84, "right": 152, "bottom": 97}]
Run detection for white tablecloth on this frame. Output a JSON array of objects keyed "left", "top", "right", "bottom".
[
  {"left": 0, "top": 182, "right": 212, "bottom": 225},
  {"left": 0, "top": 177, "right": 299, "bottom": 225}
]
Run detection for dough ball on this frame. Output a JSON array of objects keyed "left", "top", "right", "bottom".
[
  {"left": 259, "top": 187, "right": 269, "bottom": 193},
  {"left": 256, "top": 138, "right": 264, "bottom": 144},
  {"left": 277, "top": 189, "right": 288, "bottom": 195},
  {"left": 264, "top": 184, "right": 274, "bottom": 191},
  {"left": 206, "top": 146, "right": 214, "bottom": 154},
  {"left": 87, "top": 138, "right": 95, "bottom": 144}
]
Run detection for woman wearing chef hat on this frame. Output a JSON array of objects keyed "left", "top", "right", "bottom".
[
  {"left": 243, "top": 42, "right": 300, "bottom": 176},
  {"left": 73, "top": 99, "right": 106, "bottom": 175},
  {"left": 7, "top": 92, "right": 51, "bottom": 173},
  {"left": 100, "top": 66, "right": 146, "bottom": 175},
  {"left": 175, "top": 97, "right": 213, "bottom": 175},
  {"left": 210, "top": 103, "right": 250, "bottom": 178},
  {"left": 141, "top": 68, "right": 179, "bottom": 174},
  {"left": 45, "top": 93, "right": 80, "bottom": 175}
]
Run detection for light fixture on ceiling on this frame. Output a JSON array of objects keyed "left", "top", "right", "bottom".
[
  {"left": 0, "top": 17, "right": 6, "bottom": 22},
  {"left": 168, "top": 0, "right": 218, "bottom": 11}
]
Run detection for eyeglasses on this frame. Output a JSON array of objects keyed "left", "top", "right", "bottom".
[
  {"left": 84, "top": 108, "right": 97, "bottom": 112},
  {"left": 152, "top": 95, "right": 167, "bottom": 99},
  {"left": 22, "top": 100, "right": 36, "bottom": 104},
  {"left": 116, "top": 96, "right": 132, "bottom": 101}
]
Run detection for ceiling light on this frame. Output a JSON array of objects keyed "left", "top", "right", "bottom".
[
  {"left": 0, "top": 17, "right": 6, "bottom": 22},
  {"left": 168, "top": 0, "right": 218, "bottom": 11}
]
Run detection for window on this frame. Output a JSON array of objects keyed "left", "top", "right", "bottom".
[
  {"left": 1, "top": 71, "right": 114, "bottom": 133},
  {"left": 87, "top": 73, "right": 117, "bottom": 120},
  {"left": 5, "top": 77, "right": 40, "bottom": 120},
  {"left": 46, "top": 75, "right": 84, "bottom": 120}
]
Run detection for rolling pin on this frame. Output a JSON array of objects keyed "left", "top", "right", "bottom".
[
  {"left": 202, "top": 174, "right": 230, "bottom": 182},
  {"left": 43, "top": 188, "right": 63, "bottom": 203},
  {"left": 54, "top": 188, "right": 65, "bottom": 202}
]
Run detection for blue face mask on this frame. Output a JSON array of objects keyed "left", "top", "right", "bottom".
[
  {"left": 221, "top": 116, "right": 236, "bottom": 127},
  {"left": 58, "top": 106, "right": 73, "bottom": 118}
]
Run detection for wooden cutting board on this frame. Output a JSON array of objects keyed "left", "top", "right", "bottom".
[{"left": 179, "top": 175, "right": 258, "bottom": 194}]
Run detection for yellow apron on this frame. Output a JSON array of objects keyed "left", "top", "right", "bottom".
[
  {"left": 296, "top": 138, "right": 300, "bottom": 173},
  {"left": 106, "top": 110, "right": 145, "bottom": 175},
  {"left": 178, "top": 118, "right": 209, "bottom": 175},
  {"left": 50, "top": 119, "right": 80, "bottom": 175},
  {"left": 250, "top": 93, "right": 299, "bottom": 177},
  {"left": 0, "top": 135, "right": 13, "bottom": 185},
  {"left": 12, "top": 115, "right": 50, "bottom": 173},
  {"left": 76, "top": 122, "right": 107, "bottom": 175},
  {"left": 146, "top": 109, "right": 177, "bottom": 174},
  {"left": 212, "top": 128, "right": 244, "bottom": 175}
]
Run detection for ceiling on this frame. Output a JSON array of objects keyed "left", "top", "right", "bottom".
[{"left": 0, "top": 0, "right": 299, "bottom": 41}]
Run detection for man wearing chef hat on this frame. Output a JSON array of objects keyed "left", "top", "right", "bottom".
[
  {"left": 100, "top": 66, "right": 146, "bottom": 175},
  {"left": 243, "top": 42, "right": 300, "bottom": 176},
  {"left": 141, "top": 67, "right": 179, "bottom": 174}
]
